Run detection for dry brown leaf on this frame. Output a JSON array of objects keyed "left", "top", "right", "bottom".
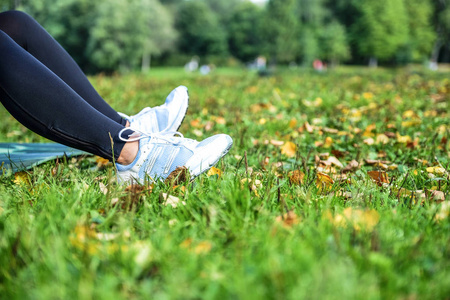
[
  {"left": 215, "top": 116, "right": 226, "bottom": 125},
  {"left": 434, "top": 202, "right": 450, "bottom": 222},
  {"left": 326, "top": 156, "right": 344, "bottom": 168},
  {"left": 275, "top": 211, "right": 301, "bottom": 228},
  {"left": 428, "top": 190, "right": 445, "bottom": 203},
  {"left": 270, "top": 139, "right": 284, "bottom": 146},
  {"left": 165, "top": 166, "right": 190, "bottom": 185},
  {"left": 365, "top": 159, "right": 392, "bottom": 165},
  {"left": 367, "top": 171, "right": 389, "bottom": 186},
  {"left": 160, "top": 193, "right": 186, "bottom": 208},
  {"left": 316, "top": 172, "right": 334, "bottom": 190},
  {"left": 319, "top": 152, "right": 330, "bottom": 159},
  {"left": 304, "top": 121, "right": 314, "bottom": 133},
  {"left": 99, "top": 182, "right": 108, "bottom": 195},
  {"left": 289, "top": 119, "right": 298, "bottom": 129},
  {"left": 96, "top": 156, "right": 110, "bottom": 168},
  {"left": 323, "top": 127, "right": 339, "bottom": 134},
  {"left": 331, "top": 149, "right": 348, "bottom": 158},
  {"left": 281, "top": 141, "right": 297, "bottom": 157},
  {"left": 342, "top": 160, "right": 359, "bottom": 173},
  {"left": 363, "top": 138, "right": 375, "bottom": 145},
  {"left": 288, "top": 170, "right": 305, "bottom": 185},
  {"left": 113, "top": 184, "right": 153, "bottom": 210}
]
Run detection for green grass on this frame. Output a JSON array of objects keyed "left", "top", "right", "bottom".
[{"left": 0, "top": 66, "right": 449, "bottom": 299}]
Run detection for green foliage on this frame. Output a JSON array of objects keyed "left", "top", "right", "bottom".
[
  {"left": 264, "top": 0, "right": 300, "bottom": 63},
  {"left": 4, "top": 0, "right": 450, "bottom": 70},
  {"left": 175, "top": 0, "right": 228, "bottom": 57},
  {"left": 350, "top": 0, "right": 409, "bottom": 64},
  {"left": 431, "top": 0, "right": 450, "bottom": 62},
  {"left": 21, "top": 0, "right": 96, "bottom": 71},
  {"left": 319, "top": 21, "right": 350, "bottom": 65},
  {"left": 398, "top": 0, "right": 436, "bottom": 63},
  {"left": 0, "top": 0, "right": 13, "bottom": 11},
  {"left": 228, "top": 1, "right": 264, "bottom": 63}
]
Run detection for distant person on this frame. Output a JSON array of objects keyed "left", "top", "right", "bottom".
[
  {"left": 184, "top": 56, "right": 199, "bottom": 73},
  {"left": 0, "top": 11, "right": 233, "bottom": 184},
  {"left": 313, "top": 59, "right": 324, "bottom": 71}
]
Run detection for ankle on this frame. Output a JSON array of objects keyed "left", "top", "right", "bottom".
[{"left": 117, "top": 141, "right": 139, "bottom": 165}]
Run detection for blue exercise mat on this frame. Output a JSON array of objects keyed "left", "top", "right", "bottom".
[{"left": 0, "top": 143, "right": 88, "bottom": 174}]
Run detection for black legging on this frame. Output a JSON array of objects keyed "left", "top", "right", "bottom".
[{"left": 0, "top": 10, "right": 133, "bottom": 160}]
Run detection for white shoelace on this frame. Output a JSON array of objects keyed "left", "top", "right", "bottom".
[{"left": 118, "top": 128, "right": 184, "bottom": 144}]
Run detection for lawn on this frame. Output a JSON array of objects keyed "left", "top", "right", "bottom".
[{"left": 0, "top": 66, "right": 449, "bottom": 299}]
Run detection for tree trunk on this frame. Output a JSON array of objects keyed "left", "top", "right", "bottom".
[
  {"left": 141, "top": 52, "right": 151, "bottom": 73},
  {"left": 431, "top": 39, "right": 443, "bottom": 64}
]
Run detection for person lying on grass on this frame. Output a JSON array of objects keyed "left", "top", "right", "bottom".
[{"left": 0, "top": 10, "right": 232, "bottom": 184}]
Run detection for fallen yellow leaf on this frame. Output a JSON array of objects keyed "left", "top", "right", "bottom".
[
  {"left": 281, "top": 141, "right": 297, "bottom": 157},
  {"left": 207, "top": 166, "right": 222, "bottom": 178},
  {"left": 324, "top": 208, "right": 380, "bottom": 231},
  {"left": 362, "top": 92, "right": 374, "bottom": 100},
  {"left": 316, "top": 172, "right": 334, "bottom": 190},
  {"left": 324, "top": 137, "right": 333, "bottom": 148},
  {"left": 426, "top": 167, "right": 446, "bottom": 176},
  {"left": 13, "top": 171, "right": 31, "bottom": 186},
  {"left": 289, "top": 119, "right": 298, "bottom": 129},
  {"left": 194, "top": 241, "right": 212, "bottom": 254}
]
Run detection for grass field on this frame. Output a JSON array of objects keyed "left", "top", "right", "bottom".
[{"left": 0, "top": 66, "right": 449, "bottom": 299}]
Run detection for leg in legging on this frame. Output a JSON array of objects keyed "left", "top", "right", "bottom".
[
  {"left": 0, "top": 30, "right": 133, "bottom": 160},
  {"left": 0, "top": 10, "right": 126, "bottom": 126}
]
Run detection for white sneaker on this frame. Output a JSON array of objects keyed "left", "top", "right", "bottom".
[
  {"left": 118, "top": 86, "right": 189, "bottom": 133},
  {"left": 116, "top": 130, "right": 233, "bottom": 184}
]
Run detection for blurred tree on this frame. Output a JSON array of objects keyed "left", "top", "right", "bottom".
[
  {"left": 141, "top": 0, "right": 177, "bottom": 71},
  {"left": 86, "top": 0, "right": 147, "bottom": 72},
  {"left": 0, "top": 0, "right": 12, "bottom": 10},
  {"left": 263, "top": 0, "right": 300, "bottom": 63},
  {"left": 296, "top": 0, "right": 330, "bottom": 66},
  {"left": 175, "top": 0, "right": 228, "bottom": 57},
  {"left": 399, "top": 0, "right": 436, "bottom": 63},
  {"left": 88, "top": 0, "right": 175, "bottom": 72},
  {"left": 228, "top": 1, "right": 264, "bottom": 62},
  {"left": 319, "top": 21, "right": 350, "bottom": 66},
  {"left": 202, "top": 0, "right": 241, "bottom": 24},
  {"left": 431, "top": 0, "right": 450, "bottom": 63},
  {"left": 21, "top": 0, "right": 96, "bottom": 71},
  {"left": 350, "top": 0, "right": 408, "bottom": 67}
]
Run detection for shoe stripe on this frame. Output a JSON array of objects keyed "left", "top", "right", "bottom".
[
  {"left": 145, "top": 146, "right": 163, "bottom": 177},
  {"left": 164, "top": 147, "right": 180, "bottom": 174}
]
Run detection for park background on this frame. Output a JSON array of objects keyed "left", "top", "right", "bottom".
[{"left": 1, "top": 0, "right": 450, "bottom": 72}]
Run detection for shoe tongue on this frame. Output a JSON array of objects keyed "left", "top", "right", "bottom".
[{"left": 156, "top": 109, "right": 169, "bottom": 131}]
